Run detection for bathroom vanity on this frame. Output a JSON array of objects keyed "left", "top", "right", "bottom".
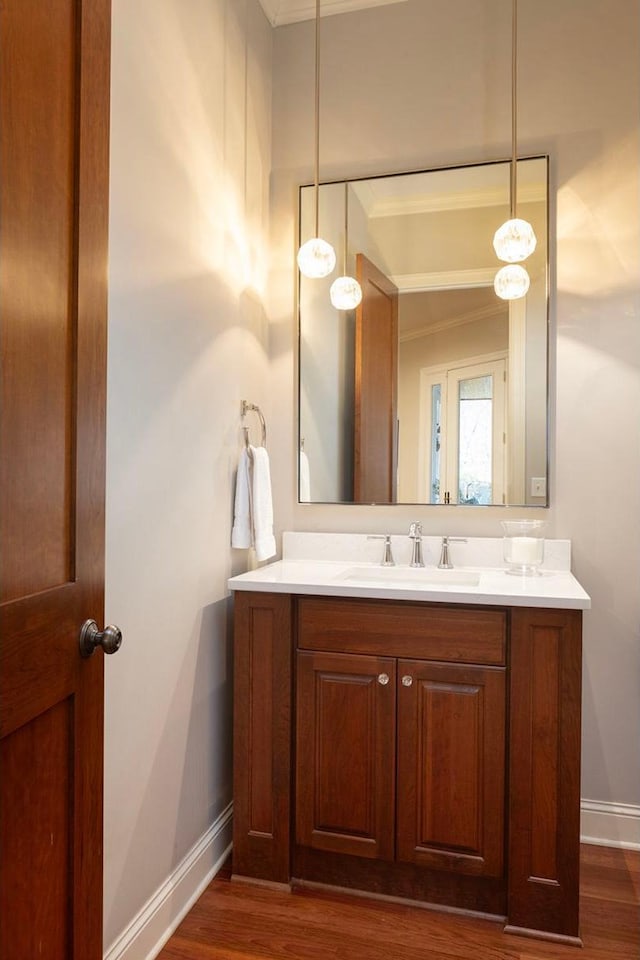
[{"left": 228, "top": 533, "right": 590, "bottom": 943}]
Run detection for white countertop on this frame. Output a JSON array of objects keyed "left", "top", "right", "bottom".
[{"left": 228, "top": 533, "right": 591, "bottom": 610}]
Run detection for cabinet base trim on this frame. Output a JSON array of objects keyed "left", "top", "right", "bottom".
[
  {"left": 231, "top": 874, "right": 292, "bottom": 893},
  {"left": 293, "top": 845, "right": 506, "bottom": 917},
  {"left": 292, "top": 877, "right": 506, "bottom": 924},
  {"left": 503, "top": 924, "right": 583, "bottom": 947}
]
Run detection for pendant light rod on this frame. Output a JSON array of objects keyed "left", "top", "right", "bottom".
[
  {"left": 510, "top": 0, "right": 518, "bottom": 220},
  {"left": 342, "top": 182, "right": 348, "bottom": 274},
  {"left": 296, "top": 0, "right": 335, "bottom": 279},
  {"left": 329, "top": 181, "right": 362, "bottom": 310},
  {"left": 493, "top": 0, "right": 535, "bottom": 294},
  {"left": 314, "top": 0, "right": 321, "bottom": 236}
]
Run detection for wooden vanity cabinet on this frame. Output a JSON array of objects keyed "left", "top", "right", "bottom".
[
  {"left": 296, "top": 652, "right": 505, "bottom": 878},
  {"left": 232, "top": 591, "right": 583, "bottom": 943}
]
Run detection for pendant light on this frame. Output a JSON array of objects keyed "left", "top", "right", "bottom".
[
  {"left": 297, "top": 0, "right": 336, "bottom": 280},
  {"left": 493, "top": 0, "right": 536, "bottom": 300},
  {"left": 330, "top": 183, "right": 362, "bottom": 310}
]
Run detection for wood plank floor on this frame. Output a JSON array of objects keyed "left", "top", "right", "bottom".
[{"left": 157, "top": 845, "right": 639, "bottom": 960}]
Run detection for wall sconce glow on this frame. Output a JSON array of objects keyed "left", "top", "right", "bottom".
[
  {"left": 493, "top": 216, "right": 537, "bottom": 263},
  {"left": 297, "top": 237, "right": 336, "bottom": 279},
  {"left": 330, "top": 274, "right": 362, "bottom": 310},
  {"left": 494, "top": 263, "right": 530, "bottom": 300}
]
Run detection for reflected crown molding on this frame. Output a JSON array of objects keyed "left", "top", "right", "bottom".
[
  {"left": 356, "top": 182, "right": 546, "bottom": 218},
  {"left": 258, "top": 0, "right": 407, "bottom": 26},
  {"left": 398, "top": 303, "right": 507, "bottom": 344},
  {"left": 389, "top": 267, "right": 497, "bottom": 293}
]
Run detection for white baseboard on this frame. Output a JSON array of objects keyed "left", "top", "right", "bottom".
[
  {"left": 104, "top": 802, "right": 233, "bottom": 960},
  {"left": 581, "top": 799, "right": 640, "bottom": 850}
]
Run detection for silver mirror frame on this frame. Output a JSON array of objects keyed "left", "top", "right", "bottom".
[{"left": 297, "top": 157, "right": 550, "bottom": 508}]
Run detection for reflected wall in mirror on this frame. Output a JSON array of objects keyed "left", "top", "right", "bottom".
[{"left": 298, "top": 158, "right": 548, "bottom": 506}]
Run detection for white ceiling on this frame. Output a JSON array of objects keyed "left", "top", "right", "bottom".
[{"left": 258, "top": 0, "right": 406, "bottom": 27}]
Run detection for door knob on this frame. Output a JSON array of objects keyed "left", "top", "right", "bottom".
[
  {"left": 79, "top": 619, "right": 123, "bottom": 658},
  {"left": 401, "top": 675, "right": 413, "bottom": 687},
  {"left": 377, "top": 673, "right": 390, "bottom": 685}
]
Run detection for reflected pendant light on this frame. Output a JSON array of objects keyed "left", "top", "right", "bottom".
[
  {"left": 493, "top": 0, "right": 536, "bottom": 299},
  {"left": 297, "top": 0, "right": 336, "bottom": 279},
  {"left": 330, "top": 183, "right": 362, "bottom": 309},
  {"left": 494, "top": 263, "right": 530, "bottom": 300}
]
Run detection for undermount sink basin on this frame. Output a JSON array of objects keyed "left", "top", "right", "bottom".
[{"left": 337, "top": 566, "right": 481, "bottom": 588}]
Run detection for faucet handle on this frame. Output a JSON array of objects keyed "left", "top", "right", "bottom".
[
  {"left": 367, "top": 534, "right": 395, "bottom": 567},
  {"left": 408, "top": 522, "right": 425, "bottom": 567},
  {"left": 438, "top": 536, "right": 467, "bottom": 570}
]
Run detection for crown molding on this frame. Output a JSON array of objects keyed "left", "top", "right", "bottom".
[{"left": 258, "top": 0, "right": 407, "bottom": 27}]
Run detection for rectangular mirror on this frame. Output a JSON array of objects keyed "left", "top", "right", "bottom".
[{"left": 298, "top": 157, "right": 548, "bottom": 506}]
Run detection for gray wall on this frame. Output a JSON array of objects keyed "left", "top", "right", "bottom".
[
  {"left": 269, "top": 0, "right": 640, "bottom": 808},
  {"left": 104, "top": 0, "right": 272, "bottom": 950}
]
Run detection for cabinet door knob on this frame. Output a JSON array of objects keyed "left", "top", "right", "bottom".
[
  {"left": 377, "top": 673, "right": 390, "bottom": 685},
  {"left": 401, "top": 675, "right": 413, "bottom": 687}
]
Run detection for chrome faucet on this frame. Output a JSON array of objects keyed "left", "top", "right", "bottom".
[
  {"left": 408, "top": 522, "right": 425, "bottom": 567},
  {"left": 367, "top": 534, "right": 395, "bottom": 566},
  {"left": 438, "top": 536, "right": 467, "bottom": 569}
]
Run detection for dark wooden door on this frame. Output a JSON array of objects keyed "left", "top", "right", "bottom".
[
  {"left": 296, "top": 650, "right": 396, "bottom": 860},
  {"left": 353, "top": 253, "right": 398, "bottom": 503},
  {"left": 0, "top": 2, "right": 111, "bottom": 957},
  {"left": 396, "top": 660, "right": 506, "bottom": 877}
]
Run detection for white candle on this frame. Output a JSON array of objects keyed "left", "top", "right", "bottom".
[{"left": 508, "top": 536, "right": 541, "bottom": 564}]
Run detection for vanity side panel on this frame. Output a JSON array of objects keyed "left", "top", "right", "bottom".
[
  {"left": 507, "top": 607, "right": 582, "bottom": 940},
  {"left": 232, "top": 591, "right": 292, "bottom": 885}
]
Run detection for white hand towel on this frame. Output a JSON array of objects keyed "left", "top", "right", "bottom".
[
  {"left": 251, "top": 446, "right": 276, "bottom": 562},
  {"left": 231, "top": 448, "right": 252, "bottom": 549},
  {"left": 299, "top": 450, "right": 311, "bottom": 502}
]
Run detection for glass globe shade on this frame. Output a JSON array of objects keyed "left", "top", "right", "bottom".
[
  {"left": 297, "top": 237, "right": 336, "bottom": 279},
  {"left": 330, "top": 275, "right": 363, "bottom": 310},
  {"left": 493, "top": 217, "right": 537, "bottom": 263},
  {"left": 494, "top": 264, "right": 530, "bottom": 300}
]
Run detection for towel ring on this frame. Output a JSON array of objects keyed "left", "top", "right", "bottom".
[{"left": 241, "top": 400, "right": 267, "bottom": 449}]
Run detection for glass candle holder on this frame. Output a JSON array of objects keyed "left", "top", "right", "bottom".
[{"left": 501, "top": 520, "right": 546, "bottom": 576}]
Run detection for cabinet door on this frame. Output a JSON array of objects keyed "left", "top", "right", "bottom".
[
  {"left": 296, "top": 651, "right": 396, "bottom": 860},
  {"left": 396, "top": 660, "right": 505, "bottom": 877}
]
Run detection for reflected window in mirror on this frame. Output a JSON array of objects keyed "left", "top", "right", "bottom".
[
  {"left": 420, "top": 360, "right": 506, "bottom": 506},
  {"left": 298, "top": 157, "right": 549, "bottom": 507}
]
